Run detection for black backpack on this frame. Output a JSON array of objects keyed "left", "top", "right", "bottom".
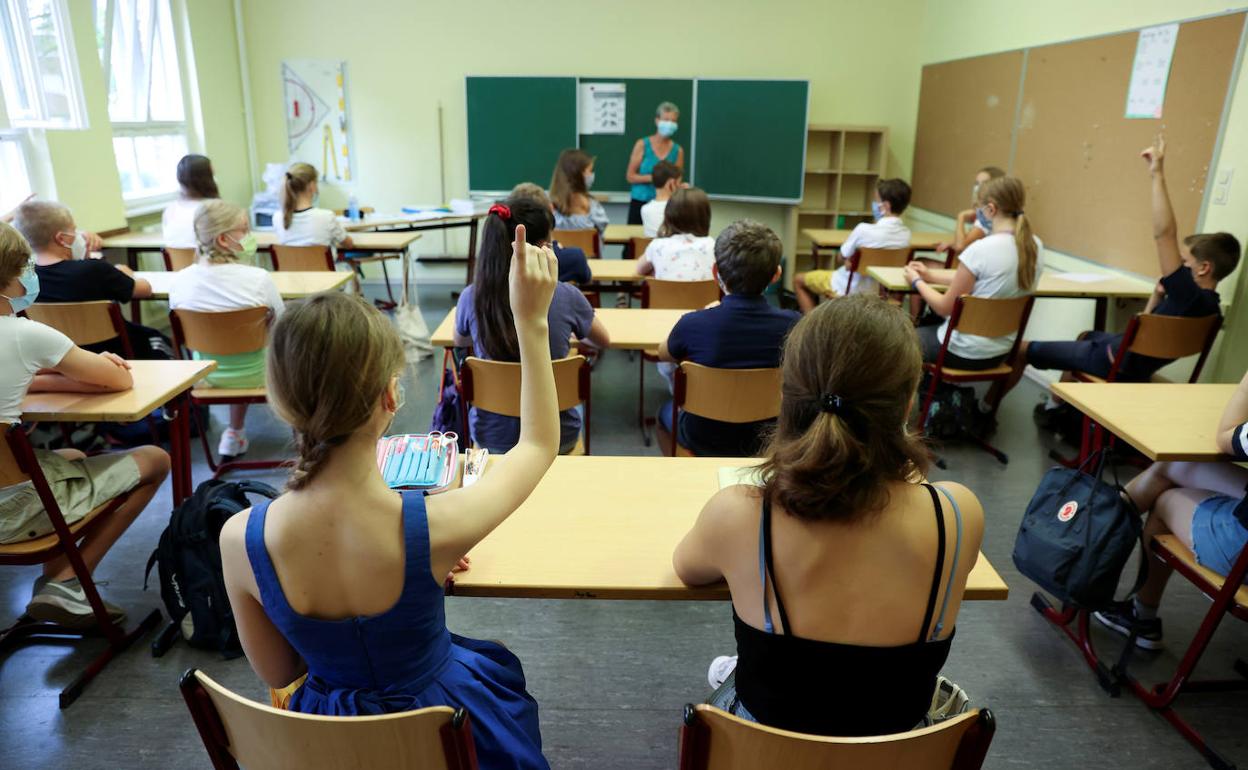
[
  {"left": 145, "top": 479, "right": 278, "bottom": 658},
  {"left": 921, "top": 377, "right": 983, "bottom": 441}
]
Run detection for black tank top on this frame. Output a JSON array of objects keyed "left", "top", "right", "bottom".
[{"left": 732, "top": 484, "right": 959, "bottom": 736}]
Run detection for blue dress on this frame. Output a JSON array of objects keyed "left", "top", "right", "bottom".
[{"left": 245, "top": 493, "right": 548, "bottom": 770}]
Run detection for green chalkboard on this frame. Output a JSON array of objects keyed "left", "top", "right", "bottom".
[
  {"left": 466, "top": 76, "right": 577, "bottom": 193},
  {"left": 579, "top": 78, "right": 694, "bottom": 196},
  {"left": 692, "top": 79, "right": 809, "bottom": 202}
]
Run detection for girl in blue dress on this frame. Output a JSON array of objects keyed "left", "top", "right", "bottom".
[{"left": 220, "top": 225, "right": 563, "bottom": 770}]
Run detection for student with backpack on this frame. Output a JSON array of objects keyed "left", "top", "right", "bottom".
[{"left": 219, "top": 226, "right": 562, "bottom": 769}]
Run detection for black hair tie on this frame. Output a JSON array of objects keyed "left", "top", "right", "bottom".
[{"left": 820, "top": 394, "right": 845, "bottom": 415}]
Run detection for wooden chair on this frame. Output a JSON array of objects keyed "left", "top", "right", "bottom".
[
  {"left": 553, "top": 228, "right": 600, "bottom": 258},
  {"left": 842, "top": 246, "right": 912, "bottom": 296},
  {"left": 270, "top": 244, "right": 335, "bottom": 272},
  {"left": 628, "top": 236, "right": 653, "bottom": 260},
  {"left": 656, "top": 363, "right": 782, "bottom": 457},
  {"left": 170, "top": 306, "right": 283, "bottom": 478},
  {"left": 677, "top": 704, "right": 996, "bottom": 770},
  {"left": 459, "top": 355, "right": 591, "bottom": 454},
  {"left": 916, "top": 294, "right": 1035, "bottom": 464},
  {"left": 0, "top": 426, "right": 161, "bottom": 708},
  {"left": 638, "top": 278, "right": 722, "bottom": 446},
  {"left": 24, "top": 301, "right": 134, "bottom": 358},
  {"left": 163, "top": 247, "right": 196, "bottom": 271},
  {"left": 1062, "top": 312, "right": 1222, "bottom": 464},
  {"left": 180, "top": 669, "right": 479, "bottom": 770}
]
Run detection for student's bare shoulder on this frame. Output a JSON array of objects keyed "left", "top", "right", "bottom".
[
  {"left": 931, "top": 481, "right": 985, "bottom": 534},
  {"left": 219, "top": 506, "right": 253, "bottom": 550},
  {"left": 703, "top": 483, "right": 765, "bottom": 524}
]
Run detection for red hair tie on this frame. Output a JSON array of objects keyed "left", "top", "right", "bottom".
[{"left": 488, "top": 203, "right": 511, "bottom": 220}]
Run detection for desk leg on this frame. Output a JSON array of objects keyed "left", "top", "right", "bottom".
[
  {"left": 169, "top": 393, "right": 192, "bottom": 505},
  {"left": 126, "top": 249, "right": 142, "bottom": 323},
  {"left": 811, "top": 243, "right": 820, "bottom": 272},
  {"left": 465, "top": 219, "right": 479, "bottom": 285},
  {"left": 1094, "top": 298, "right": 1108, "bottom": 332}
]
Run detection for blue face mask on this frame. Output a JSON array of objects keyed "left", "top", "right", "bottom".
[
  {"left": 657, "top": 119, "right": 678, "bottom": 138},
  {"left": 871, "top": 200, "right": 885, "bottom": 220},
  {"left": 975, "top": 207, "right": 993, "bottom": 232},
  {"left": 2, "top": 257, "right": 39, "bottom": 314}
]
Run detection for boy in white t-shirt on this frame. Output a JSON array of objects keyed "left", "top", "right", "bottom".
[
  {"left": 640, "top": 161, "right": 682, "bottom": 238},
  {"left": 274, "top": 162, "right": 354, "bottom": 251},
  {"left": 794, "top": 179, "right": 913, "bottom": 314},
  {"left": 0, "top": 222, "right": 170, "bottom": 628}
]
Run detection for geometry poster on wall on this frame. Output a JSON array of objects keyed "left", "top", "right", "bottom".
[
  {"left": 282, "top": 59, "right": 354, "bottom": 182},
  {"left": 1124, "top": 23, "right": 1179, "bottom": 119}
]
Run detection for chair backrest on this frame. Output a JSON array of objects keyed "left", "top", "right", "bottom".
[
  {"left": 850, "top": 246, "right": 911, "bottom": 275},
  {"left": 171, "top": 307, "right": 270, "bottom": 357},
  {"left": 676, "top": 363, "right": 782, "bottom": 423},
  {"left": 24, "top": 301, "right": 128, "bottom": 352},
  {"left": 553, "top": 228, "right": 599, "bottom": 258},
  {"left": 678, "top": 704, "right": 995, "bottom": 770},
  {"left": 271, "top": 244, "right": 334, "bottom": 271},
  {"left": 164, "top": 247, "right": 197, "bottom": 271},
  {"left": 461, "top": 356, "right": 589, "bottom": 416},
  {"left": 180, "top": 669, "right": 477, "bottom": 770},
  {"left": 630, "top": 236, "right": 653, "bottom": 260},
  {"left": 950, "top": 294, "right": 1035, "bottom": 340},
  {"left": 643, "top": 278, "right": 720, "bottom": 310},
  {"left": 1125, "top": 313, "right": 1222, "bottom": 379}
]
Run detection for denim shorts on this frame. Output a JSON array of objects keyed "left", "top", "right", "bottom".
[{"left": 1191, "top": 494, "right": 1248, "bottom": 579}]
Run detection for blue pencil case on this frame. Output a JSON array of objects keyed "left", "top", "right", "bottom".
[{"left": 375, "top": 433, "right": 459, "bottom": 490}]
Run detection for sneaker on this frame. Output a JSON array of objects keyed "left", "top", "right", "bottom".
[
  {"left": 1093, "top": 601, "right": 1164, "bottom": 650},
  {"left": 1033, "top": 402, "right": 1065, "bottom": 432},
  {"left": 707, "top": 655, "right": 738, "bottom": 689},
  {"left": 26, "top": 577, "right": 126, "bottom": 629},
  {"left": 218, "top": 428, "right": 249, "bottom": 459}
]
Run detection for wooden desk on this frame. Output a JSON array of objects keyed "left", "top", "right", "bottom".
[
  {"left": 587, "top": 259, "right": 644, "bottom": 282},
  {"left": 431, "top": 307, "right": 687, "bottom": 350},
  {"left": 447, "top": 456, "right": 1008, "bottom": 601},
  {"left": 21, "top": 360, "right": 218, "bottom": 504},
  {"left": 604, "top": 224, "right": 646, "bottom": 245},
  {"left": 803, "top": 229, "right": 950, "bottom": 270},
  {"left": 1050, "top": 383, "right": 1235, "bottom": 462},
  {"left": 136, "top": 271, "right": 352, "bottom": 299},
  {"left": 867, "top": 266, "right": 1154, "bottom": 330},
  {"left": 101, "top": 230, "right": 421, "bottom": 257}
]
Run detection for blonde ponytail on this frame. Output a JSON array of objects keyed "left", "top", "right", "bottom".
[
  {"left": 980, "top": 176, "right": 1036, "bottom": 291},
  {"left": 282, "top": 162, "right": 318, "bottom": 230},
  {"left": 1015, "top": 212, "right": 1037, "bottom": 291}
]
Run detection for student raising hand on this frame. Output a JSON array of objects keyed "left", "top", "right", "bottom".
[
  {"left": 1140, "top": 134, "right": 1166, "bottom": 173},
  {"left": 508, "top": 222, "right": 559, "bottom": 325}
]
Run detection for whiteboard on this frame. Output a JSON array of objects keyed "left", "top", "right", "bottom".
[{"left": 282, "top": 59, "right": 355, "bottom": 183}]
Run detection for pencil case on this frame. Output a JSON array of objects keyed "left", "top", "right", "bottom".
[{"left": 375, "top": 433, "right": 459, "bottom": 491}]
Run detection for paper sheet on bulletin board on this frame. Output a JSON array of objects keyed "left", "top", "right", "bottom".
[
  {"left": 282, "top": 59, "right": 354, "bottom": 183},
  {"left": 1125, "top": 23, "right": 1179, "bottom": 119}
]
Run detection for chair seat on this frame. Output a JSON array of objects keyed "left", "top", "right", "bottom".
[
  {"left": 191, "top": 387, "right": 268, "bottom": 401},
  {"left": 0, "top": 499, "right": 115, "bottom": 558},
  {"left": 1154, "top": 535, "right": 1248, "bottom": 612},
  {"left": 926, "top": 361, "right": 1014, "bottom": 379},
  {"left": 1072, "top": 370, "right": 1107, "bottom": 384}
]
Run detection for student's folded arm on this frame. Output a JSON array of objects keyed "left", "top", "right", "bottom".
[
  {"left": 635, "top": 258, "right": 654, "bottom": 276},
  {"left": 130, "top": 275, "right": 153, "bottom": 299},
  {"left": 673, "top": 488, "right": 733, "bottom": 586},
  {"left": 45, "top": 346, "right": 133, "bottom": 392},
  {"left": 657, "top": 339, "right": 676, "bottom": 363},
  {"left": 922, "top": 264, "right": 975, "bottom": 318},
  {"left": 586, "top": 315, "right": 610, "bottom": 348},
  {"left": 1215, "top": 370, "right": 1248, "bottom": 455},
  {"left": 452, "top": 330, "right": 473, "bottom": 348},
  {"left": 220, "top": 512, "right": 307, "bottom": 688},
  {"left": 338, "top": 235, "right": 355, "bottom": 249}
]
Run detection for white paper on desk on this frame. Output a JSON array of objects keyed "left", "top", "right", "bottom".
[
  {"left": 718, "top": 466, "right": 765, "bottom": 490},
  {"left": 1125, "top": 23, "right": 1178, "bottom": 119},
  {"left": 1054, "top": 272, "right": 1112, "bottom": 284},
  {"left": 578, "top": 82, "right": 626, "bottom": 135}
]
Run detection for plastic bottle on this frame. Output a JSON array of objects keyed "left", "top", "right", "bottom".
[{"left": 347, "top": 194, "right": 360, "bottom": 221}]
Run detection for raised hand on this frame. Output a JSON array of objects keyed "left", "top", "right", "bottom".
[
  {"left": 508, "top": 223, "right": 558, "bottom": 327},
  {"left": 1140, "top": 134, "right": 1166, "bottom": 173}
]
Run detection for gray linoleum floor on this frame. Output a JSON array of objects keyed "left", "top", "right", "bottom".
[{"left": 2, "top": 281, "right": 1246, "bottom": 770}]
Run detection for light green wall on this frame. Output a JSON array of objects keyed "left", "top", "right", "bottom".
[
  {"left": 914, "top": 0, "right": 1248, "bottom": 382},
  {"left": 238, "top": 0, "right": 927, "bottom": 256}
]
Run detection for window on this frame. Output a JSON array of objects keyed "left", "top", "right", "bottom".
[
  {"left": 96, "top": 0, "right": 189, "bottom": 203},
  {"left": 0, "top": 133, "right": 34, "bottom": 212},
  {"left": 0, "top": 0, "right": 87, "bottom": 128}
]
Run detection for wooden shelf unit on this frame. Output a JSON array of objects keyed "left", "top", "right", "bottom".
[{"left": 791, "top": 125, "right": 888, "bottom": 265}]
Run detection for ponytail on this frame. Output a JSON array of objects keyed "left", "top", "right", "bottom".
[
  {"left": 471, "top": 196, "right": 554, "bottom": 361},
  {"left": 979, "top": 176, "right": 1036, "bottom": 291},
  {"left": 1015, "top": 212, "right": 1037, "bottom": 291},
  {"left": 282, "top": 162, "right": 318, "bottom": 230}
]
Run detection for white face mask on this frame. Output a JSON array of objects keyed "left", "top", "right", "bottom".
[{"left": 60, "top": 230, "right": 87, "bottom": 260}]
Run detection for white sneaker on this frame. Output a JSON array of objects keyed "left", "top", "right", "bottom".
[
  {"left": 707, "top": 655, "right": 738, "bottom": 689},
  {"left": 218, "top": 428, "right": 249, "bottom": 458},
  {"left": 27, "top": 577, "right": 126, "bottom": 629}
]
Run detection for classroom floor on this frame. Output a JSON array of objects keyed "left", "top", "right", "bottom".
[{"left": 2, "top": 280, "right": 1246, "bottom": 770}]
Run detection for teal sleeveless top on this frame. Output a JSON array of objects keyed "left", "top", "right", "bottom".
[{"left": 630, "top": 137, "right": 681, "bottom": 202}]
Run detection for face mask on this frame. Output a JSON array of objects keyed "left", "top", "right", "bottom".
[
  {"left": 229, "top": 232, "right": 259, "bottom": 260},
  {"left": 871, "top": 200, "right": 885, "bottom": 220},
  {"left": 61, "top": 231, "right": 87, "bottom": 260},
  {"left": 394, "top": 379, "right": 406, "bottom": 413},
  {"left": 2, "top": 256, "right": 39, "bottom": 313},
  {"left": 657, "top": 120, "right": 678, "bottom": 138},
  {"left": 975, "top": 207, "right": 993, "bottom": 232},
  {"left": 583, "top": 171, "right": 595, "bottom": 189}
]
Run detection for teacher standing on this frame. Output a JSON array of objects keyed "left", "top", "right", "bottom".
[{"left": 625, "top": 101, "right": 685, "bottom": 225}]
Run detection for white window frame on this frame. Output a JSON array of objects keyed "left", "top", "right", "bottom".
[
  {"left": 0, "top": 128, "right": 35, "bottom": 212},
  {"left": 0, "top": 0, "right": 88, "bottom": 129},
  {"left": 97, "top": 0, "right": 193, "bottom": 213}
]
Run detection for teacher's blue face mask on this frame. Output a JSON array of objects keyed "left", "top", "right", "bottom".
[{"left": 657, "top": 120, "right": 678, "bottom": 138}]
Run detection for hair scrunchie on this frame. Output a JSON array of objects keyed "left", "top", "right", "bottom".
[{"left": 488, "top": 203, "right": 512, "bottom": 220}]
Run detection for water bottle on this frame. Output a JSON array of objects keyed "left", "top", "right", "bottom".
[{"left": 347, "top": 194, "right": 360, "bottom": 222}]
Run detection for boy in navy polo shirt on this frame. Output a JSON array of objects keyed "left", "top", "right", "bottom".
[{"left": 656, "top": 220, "right": 799, "bottom": 456}]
